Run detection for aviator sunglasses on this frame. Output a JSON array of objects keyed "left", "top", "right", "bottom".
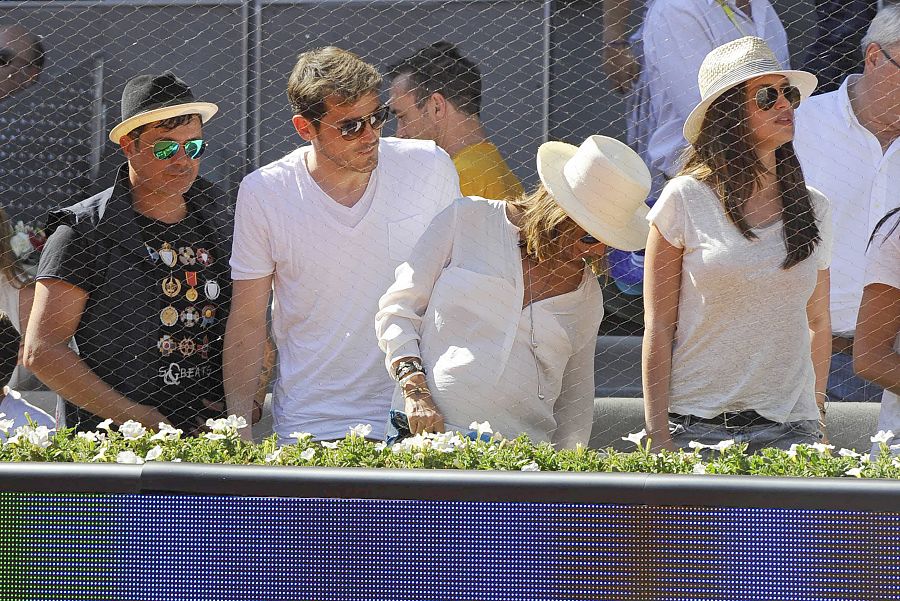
[
  {"left": 152, "top": 139, "right": 207, "bottom": 160},
  {"left": 334, "top": 105, "right": 390, "bottom": 141},
  {"left": 754, "top": 85, "right": 801, "bottom": 111}
]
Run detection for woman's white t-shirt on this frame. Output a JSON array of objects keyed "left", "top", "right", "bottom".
[{"left": 647, "top": 176, "right": 833, "bottom": 423}]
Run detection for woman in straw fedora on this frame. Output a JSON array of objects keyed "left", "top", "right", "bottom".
[
  {"left": 642, "top": 36, "right": 833, "bottom": 453},
  {"left": 376, "top": 135, "right": 651, "bottom": 448}
]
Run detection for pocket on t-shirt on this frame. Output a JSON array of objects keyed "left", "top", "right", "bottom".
[{"left": 387, "top": 216, "right": 425, "bottom": 262}]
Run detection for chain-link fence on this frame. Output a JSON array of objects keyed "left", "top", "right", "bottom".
[{"left": 0, "top": 0, "right": 897, "bottom": 455}]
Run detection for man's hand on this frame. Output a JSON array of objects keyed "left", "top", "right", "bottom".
[
  {"left": 401, "top": 373, "right": 444, "bottom": 434},
  {"left": 602, "top": 45, "right": 639, "bottom": 94}
]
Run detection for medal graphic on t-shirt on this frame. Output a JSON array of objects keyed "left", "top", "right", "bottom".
[
  {"left": 198, "top": 334, "right": 210, "bottom": 359},
  {"left": 158, "top": 242, "right": 177, "bottom": 267},
  {"left": 179, "top": 337, "right": 196, "bottom": 357},
  {"left": 204, "top": 279, "right": 220, "bottom": 300},
  {"left": 185, "top": 271, "right": 199, "bottom": 302},
  {"left": 146, "top": 245, "right": 159, "bottom": 263},
  {"left": 178, "top": 246, "right": 196, "bottom": 266},
  {"left": 201, "top": 304, "right": 216, "bottom": 327},
  {"left": 162, "top": 275, "right": 182, "bottom": 298},
  {"left": 196, "top": 247, "right": 213, "bottom": 267},
  {"left": 180, "top": 306, "right": 200, "bottom": 328},
  {"left": 158, "top": 334, "right": 176, "bottom": 356},
  {"left": 160, "top": 305, "right": 179, "bottom": 327}
]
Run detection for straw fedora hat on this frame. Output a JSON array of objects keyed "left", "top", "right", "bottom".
[
  {"left": 683, "top": 36, "right": 817, "bottom": 144},
  {"left": 109, "top": 72, "right": 218, "bottom": 143},
  {"left": 537, "top": 135, "right": 651, "bottom": 252}
]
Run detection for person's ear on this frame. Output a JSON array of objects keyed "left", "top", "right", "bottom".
[
  {"left": 863, "top": 43, "right": 881, "bottom": 71},
  {"left": 119, "top": 134, "right": 138, "bottom": 158},
  {"left": 430, "top": 92, "right": 448, "bottom": 120},
  {"left": 292, "top": 114, "right": 318, "bottom": 141}
]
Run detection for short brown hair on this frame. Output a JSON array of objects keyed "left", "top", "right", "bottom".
[{"left": 287, "top": 47, "right": 382, "bottom": 123}]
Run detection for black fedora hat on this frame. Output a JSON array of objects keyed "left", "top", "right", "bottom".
[{"left": 109, "top": 72, "right": 218, "bottom": 143}]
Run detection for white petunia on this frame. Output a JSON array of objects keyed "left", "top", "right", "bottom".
[
  {"left": 688, "top": 441, "right": 708, "bottom": 450},
  {"left": 871, "top": 430, "right": 895, "bottom": 444},
  {"left": 520, "top": 461, "right": 541, "bottom": 472},
  {"left": 373, "top": 442, "right": 387, "bottom": 452},
  {"left": 709, "top": 439, "right": 735, "bottom": 452},
  {"left": 97, "top": 419, "right": 114, "bottom": 432},
  {"left": 204, "top": 432, "right": 227, "bottom": 441},
  {"left": 692, "top": 463, "right": 707, "bottom": 474},
  {"left": 299, "top": 448, "right": 316, "bottom": 461},
  {"left": 321, "top": 440, "right": 339, "bottom": 449},
  {"left": 76, "top": 431, "right": 104, "bottom": 443},
  {"left": 290, "top": 431, "right": 312, "bottom": 443},
  {"left": 622, "top": 429, "right": 647, "bottom": 446},
  {"left": 119, "top": 420, "right": 147, "bottom": 441},
  {"left": 469, "top": 421, "right": 493, "bottom": 438},
  {"left": 224, "top": 415, "right": 248, "bottom": 430},
  {"left": 10, "top": 424, "right": 54, "bottom": 448},
  {"left": 150, "top": 423, "right": 183, "bottom": 442},
  {"left": 810, "top": 442, "right": 835, "bottom": 454},
  {"left": 144, "top": 446, "right": 163, "bottom": 462},
  {"left": 845, "top": 467, "right": 864, "bottom": 477},
  {"left": 839, "top": 448, "right": 862, "bottom": 458},
  {"left": 786, "top": 444, "right": 800, "bottom": 458},
  {"left": 265, "top": 448, "right": 283, "bottom": 463},
  {"left": 0, "top": 417, "right": 15, "bottom": 435},
  {"left": 348, "top": 423, "right": 373, "bottom": 439},
  {"left": 116, "top": 450, "right": 145, "bottom": 464}
]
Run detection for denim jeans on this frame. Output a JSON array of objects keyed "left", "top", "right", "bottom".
[
  {"left": 670, "top": 416, "right": 822, "bottom": 455},
  {"left": 827, "top": 352, "right": 883, "bottom": 402}
]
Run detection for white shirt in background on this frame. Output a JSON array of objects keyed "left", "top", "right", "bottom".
[
  {"left": 376, "top": 199, "right": 604, "bottom": 449},
  {"left": 641, "top": 0, "right": 790, "bottom": 179},
  {"left": 231, "top": 138, "right": 461, "bottom": 441},
  {"left": 794, "top": 75, "right": 900, "bottom": 335},
  {"left": 866, "top": 211, "right": 900, "bottom": 454},
  {"left": 647, "top": 176, "right": 832, "bottom": 423}
]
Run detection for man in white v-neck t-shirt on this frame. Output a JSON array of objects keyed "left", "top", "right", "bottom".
[{"left": 224, "top": 47, "right": 461, "bottom": 441}]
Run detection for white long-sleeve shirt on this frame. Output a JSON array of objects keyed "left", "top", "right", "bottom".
[
  {"left": 640, "top": 0, "right": 790, "bottom": 179},
  {"left": 375, "top": 198, "right": 604, "bottom": 448}
]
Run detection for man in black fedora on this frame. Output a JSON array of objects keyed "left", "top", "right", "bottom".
[{"left": 24, "top": 72, "right": 233, "bottom": 434}]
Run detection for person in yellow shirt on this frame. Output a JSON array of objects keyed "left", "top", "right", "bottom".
[{"left": 388, "top": 42, "right": 524, "bottom": 200}]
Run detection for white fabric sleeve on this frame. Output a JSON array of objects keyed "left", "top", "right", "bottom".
[
  {"left": 810, "top": 187, "right": 833, "bottom": 271},
  {"left": 550, "top": 336, "right": 597, "bottom": 449},
  {"left": 375, "top": 201, "right": 459, "bottom": 371},
  {"left": 230, "top": 179, "right": 275, "bottom": 280},
  {"left": 865, "top": 212, "right": 900, "bottom": 290},
  {"left": 431, "top": 147, "right": 463, "bottom": 210},
  {"left": 643, "top": 5, "right": 711, "bottom": 177},
  {"left": 646, "top": 178, "right": 687, "bottom": 248}
]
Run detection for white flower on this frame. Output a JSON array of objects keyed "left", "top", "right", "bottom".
[
  {"left": 891, "top": 443, "right": 900, "bottom": 451},
  {"left": 116, "top": 450, "right": 144, "bottom": 464},
  {"left": 373, "top": 442, "right": 387, "bottom": 452},
  {"left": 520, "top": 461, "right": 541, "bottom": 472},
  {"left": 144, "top": 446, "right": 163, "bottom": 462},
  {"left": 786, "top": 444, "right": 800, "bottom": 458},
  {"left": 224, "top": 415, "right": 248, "bottom": 430},
  {"left": 845, "top": 467, "right": 864, "bottom": 477},
  {"left": 621, "top": 429, "right": 647, "bottom": 446},
  {"left": 265, "top": 448, "right": 283, "bottom": 463},
  {"left": 0, "top": 417, "right": 14, "bottom": 435},
  {"left": 205, "top": 415, "right": 248, "bottom": 434},
  {"left": 839, "top": 448, "right": 862, "bottom": 458},
  {"left": 871, "top": 430, "right": 895, "bottom": 444},
  {"left": 469, "top": 421, "right": 493, "bottom": 438},
  {"left": 204, "top": 432, "right": 227, "bottom": 441},
  {"left": 692, "top": 463, "right": 707, "bottom": 474},
  {"left": 9, "top": 231, "right": 33, "bottom": 259},
  {"left": 321, "top": 440, "right": 339, "bottom": 449},
  {"left": 150, "top": 423, "right": 183, "bottom": 442},
  {"left": 709, "top": 439, "right": 736, "bottom": 452},
  {"left": 290, "top": 431, "right": 312, "bottom": 444},
  {"left": 169, "top": 458, "right": 182, "bottom": 463},
  {"left": 119, "top": 420, "right": 147, "bottom": 441},
  {"left": 810, "top": 442, "right": 835, "bottom": 454},
  {"left": 97, "top": 419, "right": 114, "bottom": 432},
  {"left": 76, "top": 431, "right": 104, "bottom": 443},
  {"left": 688, "top": 441, "right": 708, "bottom": 450},
  {"left": 349, "top": 423, "right": 373, "bottom": 439},
  {"left": 91, "top": 448, "right": 107, "bottom": 463},
  {"left": 299, "top": 448, "right": 316, "bottom": 461},
  {"left": 11, "top": 424, "right": 53, "bottom": 448}
]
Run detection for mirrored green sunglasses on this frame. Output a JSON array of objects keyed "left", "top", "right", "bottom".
[{"left": 152, "top": 139, "right": 207, "bottom": 160}]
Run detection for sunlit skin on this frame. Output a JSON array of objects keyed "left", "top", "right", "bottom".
[
  {"left": 745, "top": 74, "right": 796, "bottom": 155},
  {"left": 293, "top": 92, "right": 382, "bottom": 175},
  {"left": 852, "top": 41, "right": 900, "bottom": 150},
  {"left": 388, "top": 74, "right": 440, "bottom": 142},
  {"left": 119, "top": 115, "right": 203, "bottom": 215}
]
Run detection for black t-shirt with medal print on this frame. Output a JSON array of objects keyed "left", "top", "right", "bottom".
[{"left": 136, "top": 210, "right": 231, "bottom": 433}]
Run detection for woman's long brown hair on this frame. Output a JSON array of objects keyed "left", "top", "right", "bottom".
[{"left": 679, "top": 84, "right": 820, "bottom": 269}]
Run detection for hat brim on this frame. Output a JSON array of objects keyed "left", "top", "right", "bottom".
[
  {"left": 683, "top": 70, "right": 818, "bottom": 144},
  {"left": 537, "top": 140, "right": 651, "bottom": 252},
  {"left": 109, "top": 102, "right": 218, "bottom": 143}
]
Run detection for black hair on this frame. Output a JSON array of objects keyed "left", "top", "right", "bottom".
[
  {"left": 388, "top": 41, "right": 482, "bottom": 117},
  {"left": 868, "top": 207, "right": 900, "bottom": 249}
]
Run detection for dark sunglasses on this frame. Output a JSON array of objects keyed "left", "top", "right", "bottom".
[
  {"left": 879, "top": 45, "right": 900, "bottom": 70},
  {"left": 580, "top": 235, "right": 603, "bottom": 245},
  {"left": 754, "top": 85, "right": 801, "bottom": 111},
  {"left": 152, "top": 139, "right": 207, "bottom": 160},
  {"left": 335, "top": 105, "right": 390, "bottom": 141}
]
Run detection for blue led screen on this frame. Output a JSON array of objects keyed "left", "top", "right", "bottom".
[{"left": 1, "top": 493, "right": 899, "bottom": 600}]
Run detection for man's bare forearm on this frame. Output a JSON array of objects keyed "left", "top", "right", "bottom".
[{"left": 223, "top": 309, "right": 267, "bottom": 438}]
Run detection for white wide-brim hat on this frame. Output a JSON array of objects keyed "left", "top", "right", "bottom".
[
  {"left": 683, "top": 36, "right": 817, "bottom": 144},
  {"left": 537, "top": 135, "right": 652, "bottom": 252}
]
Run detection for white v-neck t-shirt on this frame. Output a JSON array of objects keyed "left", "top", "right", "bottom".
[
  {"left": 231, "top": 138, "right": 461, "bottom": 440},
  {"left": 647, "top": 176, "right": 833, "bottom": 423}
]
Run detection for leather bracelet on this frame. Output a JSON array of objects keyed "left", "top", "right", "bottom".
[{"left": 394, "top": 358, "right": 425, "bottom": 381}]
